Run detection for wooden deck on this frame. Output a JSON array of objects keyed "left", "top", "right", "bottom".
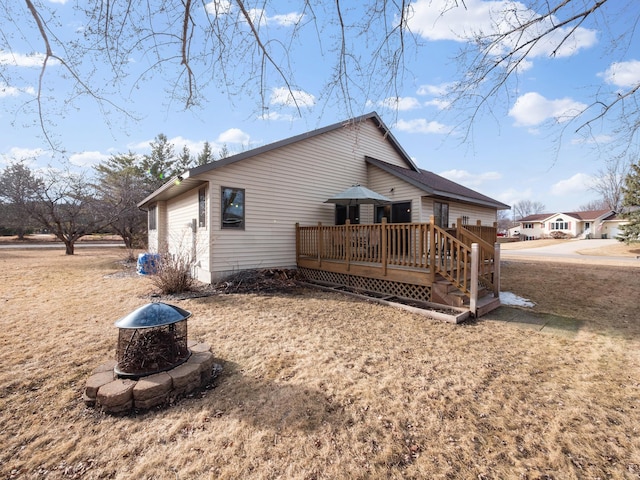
[{"left": 295, "top": 218, "right": 500, "bottom": 316}]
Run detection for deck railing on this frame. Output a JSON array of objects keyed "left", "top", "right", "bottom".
[{"left": 296, "top": 218, "right": 498, "bottom": 297}]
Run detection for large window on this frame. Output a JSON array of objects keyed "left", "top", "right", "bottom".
[
  {"left": 198, "top": 187, "right": 207, "bottom": 228},
  {"left": 375, "top": 202, "right": 411, "bottom": 223},
  {"left": 434, "top": 201, "right": 449, "bottom": 228},
  {"left": 550, "top": 218, "right": 569, "bottom": 230},
  {"left": 221, "top": 187, "right": 245, "bottom": 229},
  {"left": 148, "top": 205, "right": 157, "bottom": 231}
]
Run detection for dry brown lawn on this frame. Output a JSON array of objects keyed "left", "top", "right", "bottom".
[{"left": 1, "top": 248, "right": 640, "bottom": 479}]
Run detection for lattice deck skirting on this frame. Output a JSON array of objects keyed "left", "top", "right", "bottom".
[{"left": 298, "top": 267, "right": 432, "bottom": 303}]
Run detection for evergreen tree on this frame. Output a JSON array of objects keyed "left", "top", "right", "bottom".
[
  {"left": 176, "top": 145, "right": 194, "bottom": 174},
  {"left": 0, "top": 162, "right": 42, "bottom": 238},
  {"left": 94, "top": 152, "right": 148, "bottom": 249},
  {"left": 618, "top": 161, "right": 640, "bottom": 244},
  {"left": 140, "top": 134, "right": 178, "bottom": 192},
  {"left": 197, "top": 141, "right": 214, "bottom": 166}
]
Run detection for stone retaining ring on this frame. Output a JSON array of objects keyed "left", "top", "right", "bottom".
[{"left": 84, "top": 341, "right": 222, "bottom": 414}]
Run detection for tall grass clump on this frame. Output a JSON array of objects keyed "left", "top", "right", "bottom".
[{"left": 150, "top": 250, "right": 195, "bottom": 294}]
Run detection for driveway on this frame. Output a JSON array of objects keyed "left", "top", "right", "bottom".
[{"left": 500, "top": 239, "right": 640, "bottom": 266}]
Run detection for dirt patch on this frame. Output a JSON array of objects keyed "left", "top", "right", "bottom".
[{"left": 1, "top": 249, "right": 640, "bottom": 479}]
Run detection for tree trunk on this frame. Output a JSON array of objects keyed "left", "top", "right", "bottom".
[{"left": 64, "top": 241, "right": 75, "bottom": 255}]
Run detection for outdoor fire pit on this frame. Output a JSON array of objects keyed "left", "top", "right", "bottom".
[
  {"left": 84, "top": 302, "right": 222, "bottom": 414},
  {"left": 114, "top": 302, "right": 191, "bottom": 379}
]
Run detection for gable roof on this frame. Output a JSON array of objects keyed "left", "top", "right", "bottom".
[
  {"left": 138, "top": 112, "right": 416, "bottom": 208},
  {"left": 519, "top": 209, "right": 613, "bottom": 223},
  {"left": 366, "top": 157, "right": 510, "bottom": 210},
  {"left": 518, "top": 213, "right": 549, "bottom": 222}
]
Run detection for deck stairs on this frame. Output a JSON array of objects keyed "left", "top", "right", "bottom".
[{"left": 431, "top": 275, "right": 501, "bottom": 317}]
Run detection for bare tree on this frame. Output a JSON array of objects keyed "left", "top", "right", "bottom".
[
  {"left": 3, "top": 1, "right": 639, "bottom": 149},
  {"left": 513, "top": 200, "right": 546, "bottom": 220},
  {"left": 589, "top": 156, "right": 631, "bottom": 212},
  {"left": 445, "top": 0, "right": 640, "bottom": 145},
  {"left": 578, "top": 198, "right": 610, "bottom": 212},
  {"left": 28, "top": 169, "right": 113, "bottom": 255}
]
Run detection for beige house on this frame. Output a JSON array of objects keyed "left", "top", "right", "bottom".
[
  {"left": 139, "top": 112, "right": 509, "bottom": 287},
  {"left": 512, "top": 209, "right": 614, "bottom": 240}
]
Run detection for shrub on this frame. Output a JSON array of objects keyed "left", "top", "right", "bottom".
[
  {"left": 549, "top": 230, "right": 571, "bottom": 239},
  {"left": 150, "top": 250, "right": 195, "bottom": 295}
]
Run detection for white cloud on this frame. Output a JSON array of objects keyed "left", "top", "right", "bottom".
[
  {"left": 69, "top": 151, "right": 110, "bottom": 168},
  {"left": 600, "top": 60, "right": 640, "bottom": 88},
  {"left": 395, "top": 118, "right": 449, "bottom": 134},
  {"left": 204, "top": 1, "right": 232, "bottom": 15},
  {"left": 0, "top": 147, "right": 45, "bottom": 164},
  {"left": 0, "top": 51, "right": 58, "bottom": 67},
  {"left": 439, "top": 169, "right": 502, "bottom": 187},
  {"left": 417, "top": 83, "right": 451, "bottom": 96},
  {"left": 550, "top": 173, "right": 594, "bottom": 196},
  {"left": 217, "top": 128, "right": 250, "bottom": 144},
  {"left": 508, "top": 92, "right": 587, "bottom": 127},
  {"left": 406, "top": 0, "right": 596, "bottom": 60},
  {"left": 369, "top": 97, "right": 422, "bottom": 111},
  {"left": 496, "top": 187, "right": 532, "bottom": 207},
  {"left": 270, "top": 87, "right": 316, "bottom": 108},
  {"left": 416, "top": 83, "right": 452, "bottom": 110},
  {"left": 0, "top": 84, "right": 21, "bottom": 97},
  {"left": 168, "top": 136, "right": 205, "bottom": 154},
  {"left": 424, "top": 98, "right": 451, "bottom": 110},
  {"left": 0, "top": 83, "right": 36, "bottom": 97},
  {"left": 258, "top": 111, "right": 297, "bottom": 122},
  {"left": 571, "top": 133, "right": 614, "bottom": 145},
  {"left": 267, "top": 12, "right": 304, "bottom": 27},
  {"left": 205, "top": 2, "right": 303, "bottom": 26}
]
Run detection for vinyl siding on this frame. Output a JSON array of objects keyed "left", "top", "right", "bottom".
[
  {"left": 368, "top": 165, "right": 427, "bottom": 222},
  {"left": 368, "top": 164, "right": 497, "bottom": 225},
  {"left": 164, "top": 188, "right": 212, "bottom": 282},
  {"left": 200, "top": 120, "right": 412, "bottom": 279},
  {"left": 422, "top": 198, "right": 496, "bottom": 227}
]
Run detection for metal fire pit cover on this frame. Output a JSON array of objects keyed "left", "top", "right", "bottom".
[{"left": 114, "top": 302, "right": 192, "bottom": 329}]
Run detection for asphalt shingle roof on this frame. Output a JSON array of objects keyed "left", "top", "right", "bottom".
[{"left": 366, "top": 157, "right": 510, "bottom": 210}]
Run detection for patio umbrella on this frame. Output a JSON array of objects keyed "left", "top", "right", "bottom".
[{"left": 324, "top": 184, "right": 391, "bottom": 206}]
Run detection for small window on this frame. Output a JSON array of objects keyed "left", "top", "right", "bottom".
[
  {"left": 148, "top": 205, "right": 157, "bottom": 231},
  {"left": 198, "top": 187, "right": 206, "bottom": 228},
  {"left": 221, "top": 187, "right": 245, "bottom": 229}
]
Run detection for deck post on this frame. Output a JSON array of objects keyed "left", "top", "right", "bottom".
[
  {"left": 295, "top": 223, "right": 300, "bottom": 264},
  {"left": 317, "top": 222, "right": 323, "bottom": 267},
  {"left": 345, "top": 219, "right": 351, "bottom": 271},
  {"left": 493, "top": 242, "right": 501, "bottom": 297},
  {"left": 381, "top": 217, "right": 388, "bottom": 276},
  {"left": 470, "top": 243, "right": 479, "bottom": 316},
  {"left": 429, "top": 216, "right": 436, "bottom": 283}
]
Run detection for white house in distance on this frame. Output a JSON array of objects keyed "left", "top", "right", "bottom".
[
  {"left": 138, "top": 112, "right": 510, "bottom": 284},
  {"left": 510, "top": 209, "right": 625, "bottom": 240}
]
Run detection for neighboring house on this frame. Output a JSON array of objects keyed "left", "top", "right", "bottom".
[
  {"left": 514, "top": 209, "right": 614, "bottom": 240},
  {"left": 138, "top": 112, "right": 510, "bottom": 284},
  {"left": 600, "top": 209, "right": 634, "bottom": 239}
]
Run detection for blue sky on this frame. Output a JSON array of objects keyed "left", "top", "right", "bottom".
[{"left": 1, "top": 0, "right": 639, "bottom": 213}]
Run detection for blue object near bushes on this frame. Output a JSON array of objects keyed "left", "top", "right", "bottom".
[{"left": 137, "top": 253, "right": 160, "bottom": 275}]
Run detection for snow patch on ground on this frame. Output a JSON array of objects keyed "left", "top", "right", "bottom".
[{"left": 500, "top": 291, "right": 535, "bottom": 308}]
